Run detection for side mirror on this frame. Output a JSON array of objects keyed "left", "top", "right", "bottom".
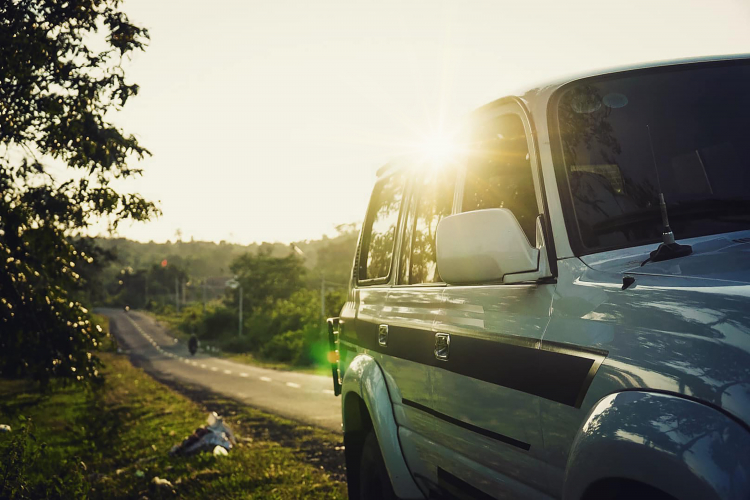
[{"left": 436, "top": 208, "right": 550, "bottom": 285}]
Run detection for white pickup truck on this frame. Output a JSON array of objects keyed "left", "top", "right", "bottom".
[{"left": 328, "top": 54, "right": 750, "bottom": 500}]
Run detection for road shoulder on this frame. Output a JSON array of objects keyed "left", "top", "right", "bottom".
[{"left": 0, "top": 352, "right": 346, "bottom": 498}]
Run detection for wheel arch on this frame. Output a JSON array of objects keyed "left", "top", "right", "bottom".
[
  {"left": 341, "top": 353, "right": 424, "bottom": 499},
  {"left": 563, "top": 390, "right": 750, "bottom": 500}
]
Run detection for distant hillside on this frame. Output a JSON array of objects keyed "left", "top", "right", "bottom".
[{"left": 94, "top": 222, "right": 359, "bottom": 287}]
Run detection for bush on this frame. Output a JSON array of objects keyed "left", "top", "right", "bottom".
[
  {"left": 270, "top": 289, "right": 319, "bottom": 334},
  {"left": 258, "top": 324, "right": 328, "bottom": 366},
  {"left": 164, "top": 281, "right": 346, "bottom": 367},
  {"left": 198, "top": 307, "right": 236, "bottom": 340},
  {"left": 260, "top": 330, "right": 305, "bottom": 363},
  {"left": 243, "top": 311, "right": 274, "bottom": 345},
  {"left": 148, "top": 301, "right": 175, "bottom": 315},
  {"left": 219, "top": 335, "right": 256, "bottom": 353},
  {"left": 178, "top": 304, "right": 204, "bottom": 336}
]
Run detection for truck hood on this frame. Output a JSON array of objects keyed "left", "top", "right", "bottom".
[{"left": 580, "top": 232, "right": 750, "bottom": 284}]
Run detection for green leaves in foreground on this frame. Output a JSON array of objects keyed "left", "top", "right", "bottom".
[{"left": 0, "top": 0, "right": 158, "bottom": 386}]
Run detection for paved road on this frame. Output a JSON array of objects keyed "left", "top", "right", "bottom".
[{"left": 105, "top": 309, "right": 342, "bottom": 432}]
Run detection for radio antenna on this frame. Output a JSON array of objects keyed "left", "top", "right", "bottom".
[{"left": 642, "top": 125, "right": 692, "bottom": 265}]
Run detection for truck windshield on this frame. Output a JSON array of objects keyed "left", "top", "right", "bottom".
[{"left": 556, "top": 60, "right": 750, "bottom": 253}]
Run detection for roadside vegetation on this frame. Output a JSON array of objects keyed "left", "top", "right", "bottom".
[
  {"left": 93, "top": 227, "right": 358, "bottom": 369},
  {"left": 0, "top": 350, "right": 346, "bottom": 499},
  {"left": 1, "top": 0, "right": 157, "bottom": 388}
]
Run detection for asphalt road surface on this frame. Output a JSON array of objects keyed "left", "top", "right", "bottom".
[{"left": 105, "top": 309, "right": 342, "bottom": 432}]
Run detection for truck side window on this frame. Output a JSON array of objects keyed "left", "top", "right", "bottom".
[
  {"left": 408, "top": 167, "right": 456, "bottom": 284},
  {"left": 463, "top": 114, "right": 538, "bottom": 244},
  {"left": 358, "top": 171, "right": 406, "bottom": 282}
]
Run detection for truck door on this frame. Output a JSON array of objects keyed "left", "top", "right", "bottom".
[
  {"left": 427, "top": 106, "right": 555, "bottom": 499},
  {"left": 381, "top": 162, "right": 458, "bottom": 489},
  {"left": 342, "top": 167, "right": 443, "bottom": 488}
]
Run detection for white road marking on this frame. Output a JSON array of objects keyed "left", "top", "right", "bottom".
[{"left": 124, "top": 316, "right": 333, "bottom": 416}]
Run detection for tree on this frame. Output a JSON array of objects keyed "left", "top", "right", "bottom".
[
  {"left": 229, "top": 248, "right": 306, "bottom": 313},
  {"left": 0, "top": 0, "right": 157, "bottom": 386},
  {"left": 311, "top": 225, "right": 358, "bottom": 287}
]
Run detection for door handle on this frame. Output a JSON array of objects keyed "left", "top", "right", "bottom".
[
  {"left": 434, "top": 333, "right": 450, "bottom": 361},
  {"left": 378, "top": 324, "right": 389, "bottom": 347}
]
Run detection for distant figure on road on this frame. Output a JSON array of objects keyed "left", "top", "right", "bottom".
[{"left": 188, "top": 334, "right": 198, "bottom": 356}]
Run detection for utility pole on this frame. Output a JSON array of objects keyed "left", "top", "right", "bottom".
[
  {"left": 175, "top": 278, "right": 180, "bottom": 312},
  {"left": 238, "top": 285, "right": 243, "bottom": 337},
  {"left": 320, "top": 275, "right": 326, "bottom": 333},
  {"left": 226, "top": 278, "right": 242, "bottom": 336}
]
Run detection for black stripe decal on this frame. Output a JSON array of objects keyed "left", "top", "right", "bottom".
[
  {"left": 437, "top": 467, "right": 498, "bottom": 500},
  {"left": 402, "top": 398, "right": 531, "bottom": 451},
  {"left": 341, "top": 324, "right": 606, "bottom": 408}
]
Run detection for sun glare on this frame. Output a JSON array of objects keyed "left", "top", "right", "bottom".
[{"left": 417, "top": 131, "right": 463, "bottom": 169}]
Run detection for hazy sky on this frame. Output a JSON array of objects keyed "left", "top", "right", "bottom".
[{"left": 108, "top": 0, "right": 750, "bottom": 244}]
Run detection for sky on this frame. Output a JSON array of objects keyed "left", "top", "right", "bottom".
[{"left": 106, "top": 0, "right": 750, "bottom": 245}]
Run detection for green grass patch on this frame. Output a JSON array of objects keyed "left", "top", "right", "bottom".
[{"left": 0, "top": 353, "right": 346, "bottom": 499}]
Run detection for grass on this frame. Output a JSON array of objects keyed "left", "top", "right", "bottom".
[{"left": 0, "top": 352, "right": 346, "bottom": 499}]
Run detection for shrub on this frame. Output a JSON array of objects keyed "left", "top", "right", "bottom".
[
  {"left": 178, "top": 303, "right": 204, "bottom": 336},
  {"left": 219, "top": 335, "right": 256, "bottom": 353},
  {"left": 199, "top": 307, "right": 236, "bottom": 340},
  {"left": 259, "top": 330, "right": 305, "bottom": 363}
]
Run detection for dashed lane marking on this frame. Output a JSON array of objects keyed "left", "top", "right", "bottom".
[
  {"left": 211, "top": 367, "right": 218, "bottom": 372},
  {"left": 286, "top": 382, "right": 301, "bottom": 389},
  {"left": 223, "top": 370, "right": 232, "bottom": 375},
  {"left": 239, "top": 373, "right": 249, "bottom": 377},
  {"left": 260, "top": 376, "right": 272, "bottom": 382},
  {"left": 322, "top": 389, "right": 336, "bottom": 395}
]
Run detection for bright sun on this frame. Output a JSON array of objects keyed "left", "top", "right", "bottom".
[{"left": 417, "top": 131, "right": 461, "bottom": 168}]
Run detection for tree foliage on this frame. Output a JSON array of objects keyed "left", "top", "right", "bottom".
[
  {"left": 229, "top": 248, "right": 307, "bottom": 313},
  {"left": 0, "top": 0, "right": 156, "bottom": 385}
]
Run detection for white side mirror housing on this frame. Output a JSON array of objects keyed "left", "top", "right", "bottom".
[{"left": 436, "top": 208, "right": 551, "bottom": 285}]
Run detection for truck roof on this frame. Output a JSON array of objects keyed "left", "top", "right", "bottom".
[{"left": 376, "top": 53, "right": 750, "bottom": 179}]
